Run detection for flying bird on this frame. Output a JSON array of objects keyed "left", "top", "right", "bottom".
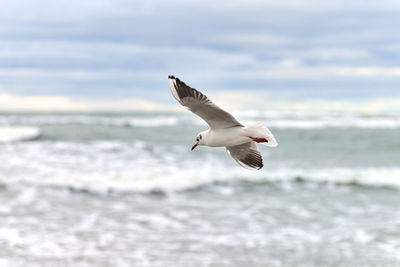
[{"left": 168, "top": 75, "right": 277, "bottom": 170}]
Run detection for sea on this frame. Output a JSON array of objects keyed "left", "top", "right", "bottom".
[{"left": 1, "top": 110, "right": 400, "bottom": 266}]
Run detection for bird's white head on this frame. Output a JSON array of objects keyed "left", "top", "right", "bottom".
[{"left": 191, "top": 130, "right": 208, "bottom": 150}]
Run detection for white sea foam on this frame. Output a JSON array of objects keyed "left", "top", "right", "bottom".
[
  {"left": 0, "top": 126, "right": 40, "bottom": 143},
  {"left": 1, "top": 139, "right": 400, "bottom": 193},
  {"left": 2, "top": 113, "right": 400, "bottom": 129},
  {"left": 3, "top": 165, "right": 400, "bottom": 194},
  {"left": 260, "top": 167, "right": 400, "bottom": 188}
]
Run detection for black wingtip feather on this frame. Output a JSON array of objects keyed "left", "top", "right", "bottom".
[{"left": 168, "top": 75, "right": 176, "bottom": 79}]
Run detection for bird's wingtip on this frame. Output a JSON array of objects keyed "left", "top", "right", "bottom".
[{"left": 168, "top": 75, "right": 176, "bottom": 79}]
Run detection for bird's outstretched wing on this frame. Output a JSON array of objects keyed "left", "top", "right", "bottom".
[
  {"left": 168, "top": 75, "right": 243, "bottom": 129},
  {"left": 226, "top": 142, "right": 263, "bottom": 170}
]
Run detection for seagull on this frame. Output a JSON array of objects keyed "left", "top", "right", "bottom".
[{"left": 168, "top": 75, "right": 277, "bottom": 170}]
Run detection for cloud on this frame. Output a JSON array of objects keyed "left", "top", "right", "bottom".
[
  {"left": 336, "top": 67, "right": 400, "bottom": 77},
  {"left": 0, "top": 93, "right": 177, "bottom": 112},
  {"left": 1, "top": 0, "right": 400, "bottom": 102}
]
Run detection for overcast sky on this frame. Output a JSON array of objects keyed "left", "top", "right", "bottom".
[{"left": 1, "top": 0, "right": 400, "bottom": 111}]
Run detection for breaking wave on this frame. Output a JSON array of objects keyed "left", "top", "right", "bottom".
[
  {"left": 1, "top": 113, "right": 400, "bottom": 129},
  {"left": 0, "top": 126, "right": 41, "bottom": 143},
  {"left": 2, "top": 166, "right": 400, "bottom": 194},
  {"left": 266, "top": 119, "right": 400, "bottom": 129}
]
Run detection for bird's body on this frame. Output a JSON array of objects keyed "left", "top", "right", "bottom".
[
  {"left": 198, "top": 127, "right": 270, "bottom": 147},
  {"left": 168, "top": 75, "right": 277, "bottom": 170},
  {"left": 197, "top": 128, "right": 246, "bottom": 147}
]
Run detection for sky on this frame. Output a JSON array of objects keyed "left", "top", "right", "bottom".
[{"left": 1, "top": 0, "right": 400, "bottom": 112}]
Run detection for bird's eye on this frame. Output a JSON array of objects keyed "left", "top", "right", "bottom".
[{"left": 196, "top": 138, "right": 199, "bottom": 142}]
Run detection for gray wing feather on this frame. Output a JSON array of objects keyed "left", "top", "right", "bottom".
[
  {"left": 226, "top": 142, "right": 263, "bottom": 170},
  {"left": 168, "top": 75, "right": 243, "bottom": 129}
]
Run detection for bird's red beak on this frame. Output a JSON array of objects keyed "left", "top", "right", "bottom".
[{"left": 191, "top": 142, "right": 198, "bottom": 151}]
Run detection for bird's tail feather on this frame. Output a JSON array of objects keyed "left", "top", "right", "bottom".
[{"left": 244, "top": 123, "right": 278, "bottom": 147}]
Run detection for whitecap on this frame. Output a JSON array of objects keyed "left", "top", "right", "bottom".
[
  {"left": 0, "top": 126, "right": 40, "bottom": 143},
  {"left": 3, "top": 166, "right": 400, "bottom": 194},
  {"left": 265, "top": 119, "right": 400, "bottom": 129}
]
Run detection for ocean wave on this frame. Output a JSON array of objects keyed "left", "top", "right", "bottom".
[
  {"left": 0, "top": 115, "right": 180, "bottom": 127},
  {"left": 2, "top": 166, "right": 400, "bottom": 194},
  {"left": 0, "top": 126, "right": 40, "bottom": 143},
  {"left": 265, "top": 119, "right": 400, "bottom": 129},
  {"left": 2, "top": 114, "right": 400, "bottom": 129},
  {"left": 0, "top": 112, "right": 400, "bottom": 129}
]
